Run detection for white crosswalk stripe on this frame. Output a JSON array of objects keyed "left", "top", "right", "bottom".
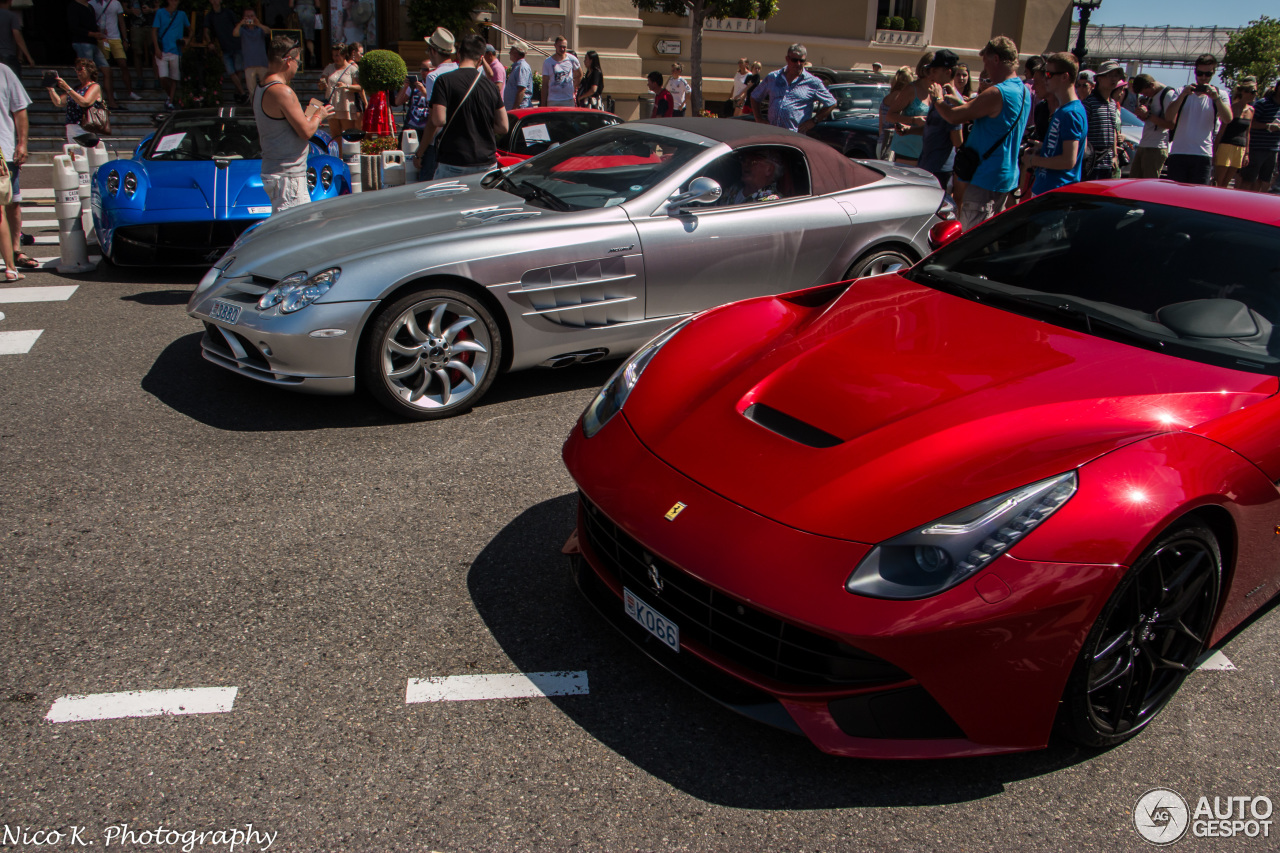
[
  {"left": 406, "top": 671, "right": 590, "bottom": 703},
  {"left": 1195, "top": 650, "right": 1236, "bottom": 671},
  {"left": 45, "top": 687, "right": 239, "bottom": 723},
  {"left": 0, "top": 286, "right": 78, "bottom": 303},
  {"left": 0, "top": 329, "right": 43, "bottom": 354}
]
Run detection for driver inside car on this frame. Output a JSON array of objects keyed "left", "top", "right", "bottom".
[{"left": 722, "top": 149, "right": 783, "bottom": 205}]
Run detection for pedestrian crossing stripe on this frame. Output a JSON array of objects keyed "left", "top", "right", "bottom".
[
  {"left": 0, "top": 286, "right": 78, "bottom": 303},
  {"left": 0, "top": 329, "right": 42, "bottom": 354}
]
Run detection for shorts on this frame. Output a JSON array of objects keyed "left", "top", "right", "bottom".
[
  {"left": 262, "top": 172, "right": 310, "bottom": 214},
  {"left": 222, "top": 52, "right": 244, "bottom": 76},
  {"left": 65, "top": 123, "right": 86, "bottom": 143},
  {"left": 245, "top": 66, "right": 269, "bottom": 92},
  {"left": 73, "top": 42, "right": 109, "bottom": 67},
  {"left": 1128, "top": 146, "right": 1168, "bottom": 179},
  {"left": 5, "top": 161, "right": 20, "bottom": 203},
  {"left": 156, "top": 52, "right": 181, "bottom": 79},
  {"left": 1240, "top": 149, "right": 1278, "bottom": 184},
  {"left": 959, "top": 184, "right": 1012, "bottom": 232},
  {"left": 102, "top": 38, "right": 126, "bottom": 61},
  {"left": 1165, "top": 153, "right": 1213, "bottom": 185},
  {"left": 1214, "top": 143, "right": 1245, "bottom": 169},
  {"left": 433, "top": 161, "right": 495, "bottom": 180}
]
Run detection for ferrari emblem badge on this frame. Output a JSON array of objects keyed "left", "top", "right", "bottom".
[{"left": 664, "top": 502, "right": 687, "bottom": 521}]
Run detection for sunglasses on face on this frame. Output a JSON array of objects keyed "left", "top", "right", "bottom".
[
  {"left": 785, "top": 56, "right": 804, "bottom": 64},
  {"left": 1195, "top": 70, "right": 1214, "bottom": 78}
]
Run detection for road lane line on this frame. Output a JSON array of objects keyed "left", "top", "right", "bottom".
[
  {"left": 45, "top": 687, "right": 239, "bottom": 723},
  {"left": 0, "top": 329, "right": 42, "bottom": 354},
  {"left": 0, "top": 286, "right": 78, "bottom": 303},
  {"left": 1194, "top": 650, "right": 1235, "bottom": 671},
  {"left": 406, "top": 671, "right": 589, "bottom": 703}
]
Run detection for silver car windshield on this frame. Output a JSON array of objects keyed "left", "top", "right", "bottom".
[{"left": 497, "top": 128, "right": 711, "bottom": 211}]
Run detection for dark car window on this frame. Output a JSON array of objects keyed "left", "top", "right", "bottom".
[
  {"left": 502, "top": 112, "right": 622, "bottom": 157},
  {"left": 911, "top": 193, "right": 1280, "bottom": 373},
  {"left": 147, "top": 116, "right": 262, "bottom": 161},
  {"left": 497, "top": 127, "right": 710, "bottom": 211},
  {"left": 689, "top": 145, "right": 812, "bottom": 206},
  {"left": 828, "top": 84, "right": 888, "bottom": 117}
]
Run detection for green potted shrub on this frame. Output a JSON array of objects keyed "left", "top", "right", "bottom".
[
  {"left": 905, "top": 17, "right": 922, "bottom": 32},
  {"left": 878, "top": 15, "right": 891, "bottom": 29},
  {"left": 889, "top": 15, "right": 905, "bottom": 30},
  {"left": 358, "top": 49, "right": 407, "bottom": 152}
]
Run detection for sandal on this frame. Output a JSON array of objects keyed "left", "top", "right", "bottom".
[
  {"left": 4, "top": 269, "right": 25, "bottom": 282},
  {"left": 13, "top": 252, "right": 38, "bottom": 270}
]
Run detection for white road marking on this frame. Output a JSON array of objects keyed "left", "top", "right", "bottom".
[
  {"left": 21, "top": 188, "right": 54, "bottom": 199},
  {"left": 45, "top": 687, "right": 239, "bottom": 723},
  {"left": 0, "top": 329, "right": 43, "bottom": 354},
  {"left": 1195, "top": 650, "right": 1236, "bottom": 671},
  {"left": 31, "top": 235, "right": 60, "bottom": 246},
  {"left": 406, "top": 671, "right": 589, "bottom": 703},
  {"left": 0, "top": 285, "right": 78, "bottom": 303}
]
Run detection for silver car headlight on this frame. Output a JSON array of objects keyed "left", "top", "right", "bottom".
[
  {"left": 307, "top": 166, "right": 317, "bottom": 191},
  {"left": 257, "top": 268, "right": 341, "bottom": 313},
  {"left": 321, "top": 164, "right": 333, "bottom": 190},
  {"left": 106, "top": 169, "right": 119, "bottom": 196},
  {"left": 581, "top": 317, "right": 692, "bottom": 438},
  {"left": 845, "top": 472, "right": 1078, "bottom": 600},
  {"left": 123, "top": 172, "right": 137, "bottom": 196}
]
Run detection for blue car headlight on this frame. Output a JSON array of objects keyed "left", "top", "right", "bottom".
[
  {"left": 257, "top": 267, "right": 341, "bottom": 313},
  {"left": 581, "top": 317, "right": 692, "bottom": 438},
  {"left": 846, "top": 472, "right": 1078, "bottom": 600}
]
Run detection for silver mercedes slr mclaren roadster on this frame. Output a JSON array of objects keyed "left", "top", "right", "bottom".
[{"left": 187, "top": 118, "right": 954, "bottom": 419}]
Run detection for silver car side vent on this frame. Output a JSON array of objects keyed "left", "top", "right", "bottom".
[
  {"left": 512, "top": 256, "right": 643, "bottom": 327},
  {"left": 415, "top": 181, "right": 469, "bottom": 199},
  {"left": 522, "top": 295, "right": 636, "bottom": 317},
  {"left": 743, "top": 403, "right": 843, "bottom": 448}
]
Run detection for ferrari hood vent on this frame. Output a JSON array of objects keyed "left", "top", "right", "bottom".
[{"left": 743, "top": 402, "right": 842, "bottom": 448}]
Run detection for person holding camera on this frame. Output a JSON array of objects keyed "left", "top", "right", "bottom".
[
  {"left": 1166, "top": 53, "right": 1232, "bottom": 185},
  {"left": 150, "top": 0, "right": 189, "bottom": 109},
  {"left": 1129, "top": 74, "right": 1176, "bottom": 179},
  {"left": 46, "top": 60, "right": 101, "bottom": 143},
  {"left": 396, "top": 58, "right": 432, "bottom": 150},
  {"left": 233, "top": 8, "right": 269, "bottom": 96}
]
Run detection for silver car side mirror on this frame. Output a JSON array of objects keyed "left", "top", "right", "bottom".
[{"left": 666, "top": 177, "right": 722, "bottom": 214}]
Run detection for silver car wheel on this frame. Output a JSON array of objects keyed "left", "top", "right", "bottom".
[
  {"left": 370, "top": 292, "right": 499, "bottom": 417},
  {"left": 846, "top": 249, "right": 914, "bottom": 280}
]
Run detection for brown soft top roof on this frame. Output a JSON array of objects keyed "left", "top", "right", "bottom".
[{"left": 636, "top": 117, "right": 881, "bottom": 194}]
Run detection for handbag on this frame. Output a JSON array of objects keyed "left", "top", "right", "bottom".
[
  {"left": 0, "top": 158, "right": 12, "bottom": 207},
  {"left": 82, "top": 100, "right": 112, "bottom": 135},
  {"left": 953, "top": 86, "right": 1027, "bottom": 182}
]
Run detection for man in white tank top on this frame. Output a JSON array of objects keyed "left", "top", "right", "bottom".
[{"left": 253, "top": 34, "right": 334, "bottom": 213}]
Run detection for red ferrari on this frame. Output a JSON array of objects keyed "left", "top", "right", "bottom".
[
  {"left": 496, "top": 107, "right": 621, "bottom": 168},
  {"left": 562, "top": 180, "right": 1280, "bottom": 759}
]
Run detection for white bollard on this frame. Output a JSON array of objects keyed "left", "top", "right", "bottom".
[
  {"left": 85, "top": 143, "right": 109, "bottom": 243},
  {"left": 64, "top": 144, "right": 93, "bottom": 241},
  {"left": 380, "top": 150, "right": 406, "bottom": 188},
  {"left": 53, "top": 155, "right": 94, "bottom": 274},
  {"left": 361, "top": 154, "right": 381, "bottom": 191},
  {"left": 341, "top": 138, "right": 362, "bottom": 193},
  {"left": 401, "top": 130, "right": 419, "bottom": 183}
]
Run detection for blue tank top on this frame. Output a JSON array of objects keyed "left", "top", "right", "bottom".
[
  {"left": 966, "top": 78, "right": 1030, "bottom": 193},
  {"left": 889, "top": 94, "right": 928, "bottom": 159}
]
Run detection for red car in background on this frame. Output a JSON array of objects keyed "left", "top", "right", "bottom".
[
  {"left": 496, "top": 107, "right": 622, "bottom": 168},
  {"left": 563, "top": 180, "right": 1280, "bottom": 759}
]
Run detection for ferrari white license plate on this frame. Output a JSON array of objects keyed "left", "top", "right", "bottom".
[
  {"left": 624, "top": 587, "right": 679, "bottom": 653},
  {"left": 209, "top": 300, "right": 241, "bottom": 325}
]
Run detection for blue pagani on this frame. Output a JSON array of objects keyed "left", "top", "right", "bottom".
[{"left": 92, "top": 108, "right": 351, "bottom": 267}]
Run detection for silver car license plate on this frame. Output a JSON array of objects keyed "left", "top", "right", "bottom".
[
  {"left": 624, "top": 587, "right": 679, "bottom": 653},
  {"left": 209, "top": 300, "right": 241, "bottom": 325}
]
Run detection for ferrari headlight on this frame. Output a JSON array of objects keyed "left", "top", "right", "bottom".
[
  {"left": 307, "top": 166, "right": 317, "bottom": 191},
  {"left": 581, "top": 317, "right": 692, "bottom": 438},
  {"left": 257, "top": 268, "right": 340, "bottom": 313},
  {"left": 106, "top": 169, "right": 119, "bottom": 196},
  {"left": 123, "top": 172, "right": 137, "bottom": 195},
  {"left": 846, "top": 472, "right": 1077, "bottom": 600},
  {"left": 321, "top": 164, "right": 333, "bottom": 190}
]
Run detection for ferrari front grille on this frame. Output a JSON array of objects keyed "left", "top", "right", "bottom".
[{"left": 579, "top": 494, "right": 909, "bottom": 688}]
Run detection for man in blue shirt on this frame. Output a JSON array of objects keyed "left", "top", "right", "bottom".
[
  {"left": 750, "top": 43, "right": 835, "bottom": 133},
  {"left": 505, "top": 42, "right": 532, "bottom": 111},
  {"left": 932, "top": 36, "right": 1030, "bottom": 231},
  {"left": 150, "top": 0, "right": 189, "bottom": 109},
  {"left": 1027, "top": 52, "right": 1086, "bottom": 196}
]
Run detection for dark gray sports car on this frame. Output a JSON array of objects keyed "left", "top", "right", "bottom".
[{"left": 188, "top": 119, "right": 955, "bottom": 419}]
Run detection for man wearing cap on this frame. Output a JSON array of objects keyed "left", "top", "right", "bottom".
[
  {"left": 1026, "top": 52, "right": 1086, "bottom": 196},
  {"left": 750, "top": 43, "right": 836, "bottom": 132},
  {"left": 481, "top": 43, "right": 505, "bottom": 102},
  {"left": 1166, "top": 53, "right": 1232, "bottom": 185},
  {"left": 506, "top": 42, "right": 532, "bottom": 111},
  {"left": 931, "top": 36, "right": 1031, "bottom": 230},
  {"left": 1130, "top": 73, "right": 1177, "bottom": 179},
  {"left": 1241, "top": 78, "right": 1280, "bottom": 192},
  {"left": 416, "top": 26, "right": 458, "bottom": 181},
  {"left": 918, "top": 48, "right": 964, "bottom": 190},
  {"left": 1082, "top": 59, "right": 1123, "bottom": 180}
]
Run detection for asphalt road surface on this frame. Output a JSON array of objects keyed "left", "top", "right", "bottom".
[{"left": 1, "top": 166, "right": 1277, "bottom": 852}]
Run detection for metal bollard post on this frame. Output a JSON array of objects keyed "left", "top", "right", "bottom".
[
  {"left": 380, "top": 150, "right": 406, "bottom": 188},
  {"left": 341, "top": 138, "right": 362, "bottom": 193},
  {"left": 53, "top": 154, "right": 94, "bottom": 273}
]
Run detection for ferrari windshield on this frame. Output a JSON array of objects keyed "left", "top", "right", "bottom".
[
  {"left": 146, "top": 116, "right": 264, "bottom": 161},
  {"left": 829, "top": 84, "right": 888, "bottom": 115},
  {"left": 494, "top": 126, "right": 712, "bottom": 210},
  {"left": 911, "top": 192, "right": 1280, "bottom": 374}
]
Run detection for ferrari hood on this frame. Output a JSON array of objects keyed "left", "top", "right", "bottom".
[
  {"left": 226, "top": 176, "right": 563, "bottom": 275},
  {"left": 623, "top": 277, "right": 1277, "bottom": 543}
]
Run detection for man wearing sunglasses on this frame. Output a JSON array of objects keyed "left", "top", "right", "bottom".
[
  {"left": 750, "top": 43, "right": 835, "bottom": 132},
  {"left": 1025, "top": 52, "right": 1086, "bottom": 196},
  {"left": 1165, "top": 53, "right": 1231, "bottom": 185},
  {"left": 254, "top": 35, "right": 334, "bottom": 213}
]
